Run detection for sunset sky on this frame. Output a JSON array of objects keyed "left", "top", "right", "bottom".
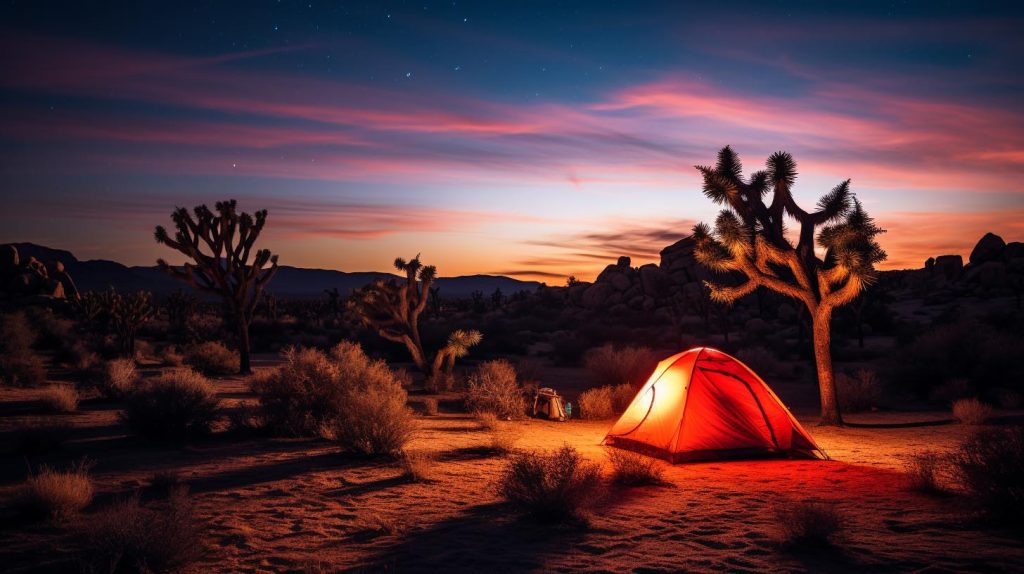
[{"left": 2, "top": 1, "right": 1023, "bottom": 282}]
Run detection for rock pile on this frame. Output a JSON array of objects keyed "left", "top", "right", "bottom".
[{"left": 0, "top": 244, "right": 80, "bottom": 303}]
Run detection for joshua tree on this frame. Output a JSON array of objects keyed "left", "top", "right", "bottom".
[
  {"left": 691, "top": 147, "right": 886, "bottom": 425},
  {"left": 349, "top": 255, "right": 481, "bottom": 384},
  {"left": 154, "top": 200, "right": 279, "bottom": 374},
  {"left": 81, "top": 288, "right": 154, "bottom": 357}
]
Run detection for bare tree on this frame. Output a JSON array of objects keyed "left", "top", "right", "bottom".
[
  {"left": 154, "top": 200, "right": 279, "bottom": 374},
  {"left": 691, "top": 147, "right": 885, "bottom": 425}
]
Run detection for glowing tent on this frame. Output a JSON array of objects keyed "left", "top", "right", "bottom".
[{"left": 604, "top": 347, "right": 825, "bottom": 462}]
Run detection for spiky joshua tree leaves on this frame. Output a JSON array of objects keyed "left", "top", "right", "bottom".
[
  {"left": 154, "top": 200, "right": 279, "bottom": 374},
  {"left": 691, "top": 147, "right": 886, "bottom": 425},
  {"left": 349, "top": 255, "right": 482, "bottom": 387}
]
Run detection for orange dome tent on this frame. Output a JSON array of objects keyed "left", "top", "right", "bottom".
[{"left": 604, "top": 348, "right": 826, "bottom": 462}]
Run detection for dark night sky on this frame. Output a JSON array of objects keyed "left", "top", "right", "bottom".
[{"left": 2, "top": 1, "right": 1023, "bottom": 279}]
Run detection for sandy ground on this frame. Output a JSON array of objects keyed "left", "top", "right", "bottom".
[{"left": 2, "top": 367, "right": 1023, "bottom": 573}]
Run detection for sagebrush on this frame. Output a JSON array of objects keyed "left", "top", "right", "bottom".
[
  {"left": 498, "top": 445, "right": 603, "bottom": 523},
  {"left": 121, "top": 368, "right": 221, "bottom": 440},
  {"left": 465, "top": 360, "right": 525, "bottom": 419}
]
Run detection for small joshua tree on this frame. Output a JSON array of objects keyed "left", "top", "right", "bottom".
[
  {"left": 349, "top": 255, "right": 481, "bottom": 384},
  {"left": 154, "top": 200, "right": 279, "bottom": 374},
  {"left": 691, "top": 147, "right": 886, "bottom": 425}
]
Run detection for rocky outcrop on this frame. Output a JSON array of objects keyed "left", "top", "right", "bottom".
[
  {"left": 970, "top": 232, "right": 1006, "bottom": 265},
  {"left": 932, "top": 255, "right": 963, "bottom": 280},
  {"left": 0, "top": 244, "right": 78, "bottom": 303}
]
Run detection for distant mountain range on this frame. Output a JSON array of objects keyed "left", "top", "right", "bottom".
[{"left": 7, "top": 243, "right": 543, "bottom": 298}]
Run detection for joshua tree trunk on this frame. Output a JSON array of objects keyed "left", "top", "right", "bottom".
[
  {"left": 238, "top": 316, "right": 252, "bottom": 375},
  {"left": 812, "top": 308, "right": 842, "bottom": 425}
]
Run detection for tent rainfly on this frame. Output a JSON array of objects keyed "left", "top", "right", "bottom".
[{"left": 604, "top": 347, "right": 826, "bottom": 462}]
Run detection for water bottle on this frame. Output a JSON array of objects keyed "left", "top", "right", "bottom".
[{"left": 565, "top": 402, "right": 572, "bottom": 419}]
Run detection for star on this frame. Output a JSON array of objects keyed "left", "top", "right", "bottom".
[{"left": 406, "top": 72, "right": 412, "bottom": 78}]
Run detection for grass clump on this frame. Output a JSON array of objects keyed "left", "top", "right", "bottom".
[
  {"left": 399, "top": 450, "right": 434, "bottom": 482},
  {"left": 949, "top": 425, "right": 1024, "bottom": 524},
  {"left": 775, "top": 501, "right": 845, "bottom": 550},
  {"left": 606, "top": 448, "right": 666, "bottom": 486},
  {"left": 83, "top": 489, "right": 204, "bottom": 573},
  {"left": 952, "top": 398, "right": 993, "bottom": 425},
  {"left": 121, "top": 368, "right": 220, "bottom": 441},
  {"left": 24, "top": 460, "right": 94, "bottom": 521},
  {"left": 99, "top": 358, "right": 139, "bottom": 399},
  {"left": 39, "top": 385, "right": 79, "bottom": 413},
  {"left": 183, "top": 340, "right": 236, "bottom": 376},
  {"left": 498, "top": 445, "right": 603, "bottom": 523},
  {"left": 578, "top": 383, "right": 635, "bottom": 420},
  {"left": 583, "top": 344, "right": 659, "bottom": 388},
  {"left": 835, "top": 368, "right": 882, "bottom": 413},
  {"left": 905, "top": 451, "right": 946, "bottom": 493},
  {"left": 465, "top": 360, "right": 525, "bottom": 419}
]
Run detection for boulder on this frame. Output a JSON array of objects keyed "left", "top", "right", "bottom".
[
  {"left": 1005, "top": 242, "right": 1024, "bottom": 261},
  {"left": 969, "top": 232, "right": 1006, "bottom": 265},
  {"left": 639, "top": 264, "right": 672, "bottom": 297},
  {"left": 932, "top": 255, "right": 963, "bottom": 280},
  {"left": 660, "top": 236, "right": 698, "bottom": 273},
  {"left": 610, "top": 272, "right": 633, "bottom": 292},
  {"left": 965, "top": 261, "right": 1007, "bottom": 289},
  {"left": 581, "top": 282, "right": 616, "bottom": 309}
]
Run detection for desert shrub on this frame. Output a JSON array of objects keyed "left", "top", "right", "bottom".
[
  {"left": 607, "top": 449, "right": 665, "bottom": 486},
  {"left": 952, "top": 398, "right": 993, "bottom": 425},
  {"left": 422, "top": 397, "right": 439, "bottom": 416},
  {"left": 465, "top": 360, "right": 525, "bottom": 419},
  {"left": 83, "top": 489, "right": 204, "bottom": 573},
  {"left": 399, "top": 450, "right": 433, "bottom": 482},
  {"left": 37, "top": 385, "right": 78, "bottom": 414},
  {"left": 121, "top": 368, "right": 220, "bottom": 441},
  {"left": 610, "top": 383, "right": 635, "bottom": 412},
  {"left": 775, "top": 501, "right": 844, "bottom": 549},
  {"left": 0, "top": 312, "right": 46, "bottom": 387},
  {"left": 12, "top": 419, "right": 72, "bottom": 455},
  {"left": 736, "top": 346, "right": 783, "bottom": 377},
  {"left": 488, "top": 424, "right": 522, "bottom": 455},
  {"left": 160, "top": 345, "right": 186, "bottom": 367},
  {"left": 99, "top": 358, "right": 139, "bottom": 399},
  {"left": 227, "top": 400, "right": 265, "bottom": 435},
  {"left": 498, "top": 445, "right": 603, "bottom": 523},
  {"left": 321, "top": 371, "right": 416, "bottom": 456},
  {"left": 254, "top": 343, "right": 416, "bottom": 455},
  {"left": 23, "top": 460, "right": 93, "bottom": 520},
  {"left": 930, "top": 377, "right": 973, "bottom": 405},
  {"left": 577, "top": 386, "right": 614, "bottom": 420},
  {"left": 251, "top": 347, "right": 345, "bottom": 435},
  {"left": 183, "top": 341, "right": 236, "bottom": 376},
  {"left": 905, "top": 452, "right": 945, "bottom": 493},
  {"left": 835, "top": 369, "right": 882, "bottom": 413},
  {"left": 948, "top": 426, "right": 1024, "bottom": 523},
  {"left": 583, "top": 344, "right": 659, "bottom": 388},
  {"left": 475, "top": 411, "right": 500, "bottom": 431}
]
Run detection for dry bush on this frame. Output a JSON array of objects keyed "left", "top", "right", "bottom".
[
  {"left": 835, "top": 368, "right": 882, "bottom": 413},
  {"left": 488, "top": 424, "right": 522, "bottom": 455},
  {"left": 183, "top": 340, "right": 236, "bottom": 376},
  {"left": 121, "top": 368, "right": 220, "bottom": 441},
  {"left": 607, "top": 448, "right": 665, "bottom": 486},
  {"left": 251, "top": 346, "right": 345, "bottom": 435},
  {"left": 583, "top": 344, "right": 659, "bottom": 388},
  {"left": 422, "top": 397, "right": 439, "bottom": 416},
  {"left": 930, "top": 377, "right": 973, "bottom": 404},
  {"left": 227, "top": 400, "right": 265, "bottom": 435},
  {"left": 465, "top": 360, "right": 525, "bottom": 419},
  {"left": 577, "top": 386, "right": 614, "bottom": 420},
  {"left": 475, "top": 411, "right": 500, "bottom": 430},
  {"left": 83, "top": 489, "right": 204, "bottom": 573},
  {"left": 24, "top": 460, "right": 93, "bottom": 521},
  {"left": 736, "top": 346, "right": 783, "bottom": 377},
  {"left": 13, "top": 419, "right": 72, "bottom": 455},
  {"left": 0, "top": 312, "right": 46, "bottom": 387},
  {"left": 498, "top": 445, "right": 603, "bottom": 523},
  {"left": 611, "top": 383, "right": 636, "bottom": 412},
  {"left": 993, "top": 388, "right": 1022, "bottom": 410},
  {"left": 322, "top": 373, "right": 416, "bottom": 456},
  {"left": 99, "top": 358, "right": 138, "bottom": 399},
  {"left": 952, "top": 398, "right": 993, "bottom": 425},
  {"left": 905, "top": 452, "right": 946, "bottom": 493},
  {"left": 949, "top": 425, "right": 1024, "bottom": 524},
  {"left": 399, "top": 450, "right": 433, "bottom": 482},
  {"left": 775, "top": 501, "right": 844, "bottom": 549},
  {"left": 39, "top": 385, "right": 79, "bottom": 413}
]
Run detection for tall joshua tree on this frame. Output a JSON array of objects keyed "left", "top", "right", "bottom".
[
  {"left": 154, "top": 200, "right": 279, "bottom": 374},
  {"left": 691, "top": 147, "right": 885, "bottom": 425},
  {"left": 349, "top": 255, "right": 481, "bottom": 385}
]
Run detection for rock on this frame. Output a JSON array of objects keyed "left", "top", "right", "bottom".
[
  {"left": 581, "top": 282, "right": 616, "bottom": 308},
  {"left": 0, "top": 244, "right": 18, "bottom": 271},
  {"left": 639, "top": 264, "right": 672, "bottom": 298},
  {"left": 933, "top": 255, "right": 963, "bottom": 280},
  {"left": 616, "top": 256, "right": 632, "bottom": 268},
  {"left": 610, "top": 272, "right": 633, "bottom": 292},
  {"left": 1005, "top": 242, "right": 1024, "bottom": 261},
  {"left": 965, "top": 261, "right": 1007, "bottom": 288},
  {"left": 970, "top": 232, "right": 1006, "bottom": 265}
]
